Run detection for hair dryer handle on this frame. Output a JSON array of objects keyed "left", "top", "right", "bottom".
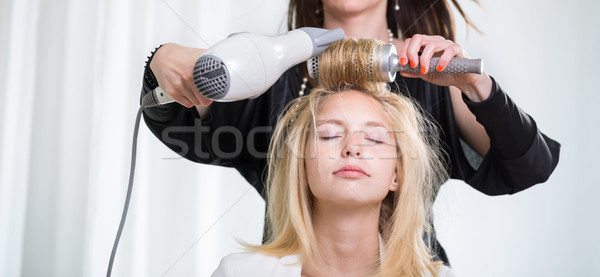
[{"left": 141, "top": 86, "right": 174, "bottom": 108}]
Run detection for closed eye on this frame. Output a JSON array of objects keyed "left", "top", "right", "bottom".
[{"left": 367, "top": 138, "right": 383, "bottom": 144}]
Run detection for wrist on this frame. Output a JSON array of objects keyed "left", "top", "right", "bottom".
[
  {"left": 144, "top": 44, "right": 166, "bottom": 90},
  {"left": 148, "top": 43, "right": 171, "bottom": 76},
  {"left": 456, "top": 72, "right": 493, "bottom": 102}
]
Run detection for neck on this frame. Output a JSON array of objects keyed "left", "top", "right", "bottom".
[
  {"left": 303, "top": 201, "right": 381, "bottom": 276},
  {"left": 322, "top": 2, "right": 390, "bottom": 43}
]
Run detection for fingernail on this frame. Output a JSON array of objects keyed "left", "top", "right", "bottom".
[
  {"left": 410, "top": 60, "right": 416, "bottom": 68},
  {"left": 437, "top": 65, "right": 443, "bottom": 72},
  {"left": 420, "top": 66, "right": 426, "bottom": 74},
  {"left": 400, "top": 57, "right": 407, "bottom": 65}
]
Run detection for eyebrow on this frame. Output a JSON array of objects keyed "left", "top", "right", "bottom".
[{"left": 316, "top": 118, "right": 389, "bottom": 129}]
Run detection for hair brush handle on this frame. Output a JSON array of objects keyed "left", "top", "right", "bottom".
[{"left": 393, "top": 56, "right": 483, "bottom": 75}]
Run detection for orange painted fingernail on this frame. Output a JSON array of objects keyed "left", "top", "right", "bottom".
[
  {"left": 420, "top": 66, "right": 426, "bottom": 74},
  {"left": 437, "top": 65, "right": 443, "bottom": 72},
  {"left": 410, "top": 60, "right": 416, "bottom": 68},
  {"left": 400, "top": 57, "right": 407, "bottom": 65}
]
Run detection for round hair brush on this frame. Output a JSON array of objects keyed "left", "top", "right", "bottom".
[{"left": 307, "top": 43, "right": 483, "bottom": 83}]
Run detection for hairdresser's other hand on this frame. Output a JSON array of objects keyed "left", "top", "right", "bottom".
[
  {"left": 396, "top": 34, "right": 492, "bottom": 101},
  {"left": 150, "top": 43, "right": 213, "bottom": 108}
]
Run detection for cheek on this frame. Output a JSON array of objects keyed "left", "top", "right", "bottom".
[
  {"left": 382, "top": 159, "right": 397, "bottom": 177},
  {"left": 304, "top": 139, "right": 336, "bottom": 195},
  {"left": 373, "top": 158, "right": 398, "bottom": 191},
  {"left": 305, "top": 137, "right": 337, "bottom": 169}
]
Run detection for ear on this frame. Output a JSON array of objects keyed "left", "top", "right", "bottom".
[{"left": 389, "top": 174, "right": 398, "bottom": 192}]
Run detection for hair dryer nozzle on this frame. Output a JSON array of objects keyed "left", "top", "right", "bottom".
[{"left": 299, "top": 27, "right": 345, "bottom": 57}]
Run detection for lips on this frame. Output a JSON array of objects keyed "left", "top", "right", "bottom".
[{"left": 333, "top": 165, "right": 369, "bottom": 178}]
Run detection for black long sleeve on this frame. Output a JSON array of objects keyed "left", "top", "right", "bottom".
[{"left": 460, "top": 76, "right": 561, "bottom": 195}]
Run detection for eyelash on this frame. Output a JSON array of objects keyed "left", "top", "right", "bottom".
[
  {"left": 320, "top": 136, "right": 383, "bottom": 144},
  {"left": 369, "top": 138, "right": 383, "bottom": 144}
]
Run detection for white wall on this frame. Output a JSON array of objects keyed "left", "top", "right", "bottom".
[
  {"left": 0, "top": 0, "right": 598, "bottom": 276},
  {"left": 434, "top": 0, "right": 600, "bottom": 276}
]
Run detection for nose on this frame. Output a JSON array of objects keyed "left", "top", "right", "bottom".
[{"left": 342, "top": 132, "right": 362, "bottom": 158}]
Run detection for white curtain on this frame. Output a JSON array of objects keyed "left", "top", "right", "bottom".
[{"left": 2, "top": 0, "right": 600, "bottom": 276}]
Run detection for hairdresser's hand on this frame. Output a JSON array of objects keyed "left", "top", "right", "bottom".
[
  {"left": 396, "top": 34, "right": 492, "bottom": 101},
  {"left": 150, "top": 43, "right": 213, "bottom": 108}
]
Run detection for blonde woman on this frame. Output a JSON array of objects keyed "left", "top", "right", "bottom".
[{"left": 212, "top": 39, "right": 455, "bottom": 277}]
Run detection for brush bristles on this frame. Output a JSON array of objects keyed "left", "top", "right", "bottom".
[{"left": 309, "top": 38, "right": 386, "bottom": 90}]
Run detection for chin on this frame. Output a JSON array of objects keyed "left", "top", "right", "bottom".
[
  {"left": 329, "top": 181, "right": 387, "bottom": 205},
  {"left": 325, "top": 0, "right": 380, "bottom": 15}
]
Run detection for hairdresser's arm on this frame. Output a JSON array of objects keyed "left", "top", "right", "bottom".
[
  {"left": 398, "top": 34, "right": 561, "bottom": 194},
  {"left": 141, "top": 43, "right": 229, "bottom": 166},
  {"left": 140, "top": 43, "right": 287, "bottom": 173},
  {"left": 396, "top": 34, "right": 493, "bottom": 156},
  {"left": 448, "top": 80, "right": 490, "bottom": 157},
  {"left": 454, "top": 75, "right": 561, "bottom": 194}
]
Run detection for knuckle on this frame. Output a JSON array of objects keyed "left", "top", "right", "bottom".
[
  {"left": 402, "top": 38, "right": 411, "bottom": 48},
  {"left": 181, "top": 73, "right": 193, "bottom": 82},
  {"left": 425, "top": 43, "right": 436, "bottom": 52},
  {"left": 455, "top": 46, "right": 464, "bottom": 55},
  {"left": 172, "top": 78, "right": 185, "bottom": 90}
]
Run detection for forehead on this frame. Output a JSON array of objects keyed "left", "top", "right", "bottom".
[{"left": 316, "top": 90, "right": 390, "bottom": 127}]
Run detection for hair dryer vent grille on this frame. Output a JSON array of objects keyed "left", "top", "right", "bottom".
[{"left": 193, "top": 55, "right": 230, "bottom": 100}]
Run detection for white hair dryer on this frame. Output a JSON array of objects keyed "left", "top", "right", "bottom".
[{"left": 142, "top": 27, "right": 345, "bottom": 107}]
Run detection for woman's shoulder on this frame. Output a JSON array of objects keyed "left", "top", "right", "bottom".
[{"left": 211, "top": 252, "right": 301, "bottom": 277}]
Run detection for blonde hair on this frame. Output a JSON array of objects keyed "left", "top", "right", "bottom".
[{"left": 246, "top": 38, "right": 449, "bottom": 277}]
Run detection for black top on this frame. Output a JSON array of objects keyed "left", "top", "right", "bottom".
[{"left": 140, "top": 63, "right": 561, "bottom": 264}]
